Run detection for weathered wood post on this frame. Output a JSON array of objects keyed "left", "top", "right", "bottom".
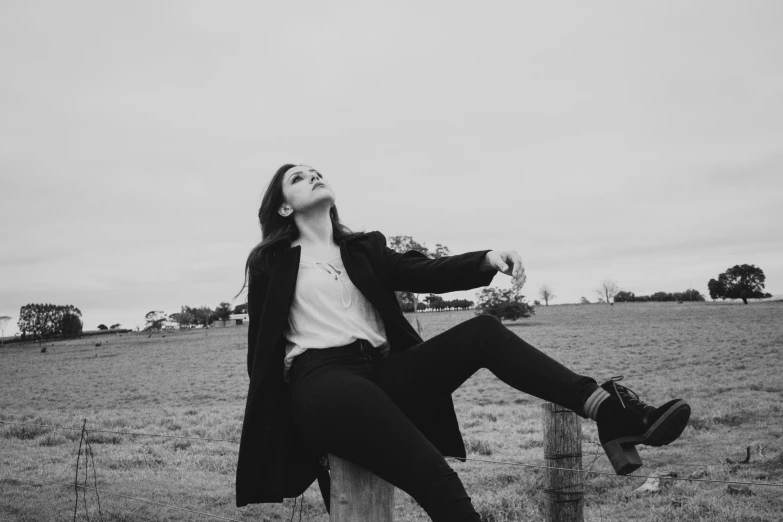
[
  {"left": 541, "top": 403, "right": 584, "bottom": 522},
  {"left": 328, "top": 454, "right": 395, "bottom": 522}
]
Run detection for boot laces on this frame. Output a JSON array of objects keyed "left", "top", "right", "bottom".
[{"left": 607, "top": 375, "right": 649, "bottom": 412}]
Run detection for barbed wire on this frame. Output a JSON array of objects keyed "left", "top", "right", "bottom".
[
  {"left": 0, "top": 420, "right": 760, "bottom": 467},
  {"left": 3, "top": 419, "right": 780, "bottom": 487},
  {"left": 1, "top": 470, "right": 251, "bottom": 522},
  {"left": 444, "top": 456, "right": 783, "bottom": 488}
]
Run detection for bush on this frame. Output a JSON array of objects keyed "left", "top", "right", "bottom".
[{"left": 474, "top": 287, "right": 535, "bottom": 321}]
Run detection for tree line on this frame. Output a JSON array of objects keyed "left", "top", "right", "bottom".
[
  {"left": 138, "top": 261, "right": 771, "bottom": 332},
  {"left": 399, "top": 295, "right": 475, "bottom": 313},
  {"left": 613, "top": 289, "right": 705, "bottom": 303},
  {"left": 538, "top": 264, "right": 772, "bottom": 306},
  {"left": 11, "top": 246, "right": 769, "bottom": 343},
  {"left": 16, "top": 304, "right": 83, "bottom": 341},
  {"left": 143, "top": 302, "right": 247, "bottom": 331},
  {"left": 389, "top": 237, "right": 776, "bottom": 312}
]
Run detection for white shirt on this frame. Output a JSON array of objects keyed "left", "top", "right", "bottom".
[{"left": 283, "top": 252, "right": 389, "bottom": 381}]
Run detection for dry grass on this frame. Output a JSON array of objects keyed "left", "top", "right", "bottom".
[{"left": 1, "top": 301, "right": 782, "bottom": 521}]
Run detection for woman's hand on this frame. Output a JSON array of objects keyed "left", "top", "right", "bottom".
[{"left": 484, "top": 250, "right": 526, "bottom": 290}]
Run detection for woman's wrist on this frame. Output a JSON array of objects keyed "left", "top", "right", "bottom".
[{"left": 480, "top": 251, "right": 495, "bottom": 272}]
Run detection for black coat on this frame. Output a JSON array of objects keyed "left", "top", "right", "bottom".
[{"left": 235, "top": 230, "right": 498, "bottom": 507}]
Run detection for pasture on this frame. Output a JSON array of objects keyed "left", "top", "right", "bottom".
[{"left": 2, "top": 301, "right": 782, "bottom": 521}]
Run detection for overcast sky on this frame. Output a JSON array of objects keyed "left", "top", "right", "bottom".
[{"left": 2, "top": 1, "right": 782, "bottom": 335}]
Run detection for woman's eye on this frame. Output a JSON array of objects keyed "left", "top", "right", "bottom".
[{"left": 292, "top": 173, "right": 321, "bottom": 183}]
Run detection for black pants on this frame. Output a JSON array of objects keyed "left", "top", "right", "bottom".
[{"left": 288, "top": 315, "right": 598, "bottom": 522}]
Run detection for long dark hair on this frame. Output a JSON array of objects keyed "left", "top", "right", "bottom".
[{"left": 237, "top": 163, "right": 365, "bottom": 297}]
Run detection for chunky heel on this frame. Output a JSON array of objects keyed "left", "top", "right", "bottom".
[{"left": 603, "top": 439, "right": 642, "bottom": 475}]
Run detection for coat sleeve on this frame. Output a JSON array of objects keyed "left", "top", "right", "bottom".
[
  {"left": 376, "top": 231, "right": 498, "bottom": 294},
  {"left": 246, "top": 268, "right": 271, "bottom": 379}
]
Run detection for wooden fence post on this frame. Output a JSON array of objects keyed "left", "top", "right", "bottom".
[
  {"left": 328, "top": 454, "right": 395, "bottom": 522},
  {"left": 541, "top": 403, "right": 584, "bottom": 522}
]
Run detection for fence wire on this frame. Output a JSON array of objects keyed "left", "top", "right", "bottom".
[
  {"left": 443, "top": 456, "right": 783, "bottom": 489},
  {"left": 1, "top": 470, "right": 248, "bottom": 522},
  {"left": 3, "top": 419, "right": 781, "bottom": 489}
]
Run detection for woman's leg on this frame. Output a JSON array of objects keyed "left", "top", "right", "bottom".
[
  {"left": 290, "top": 365, "right": 481, "bottom": 522},
  {"left": 375, "top": 314, "right": 690, "bottom": 475},
  {"left": 376, "top": 314, "right": 599, "bottom": 417}
]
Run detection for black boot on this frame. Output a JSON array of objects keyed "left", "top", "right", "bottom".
[{"left": 596, "top": 376, "right": 691, "bottom": 475}]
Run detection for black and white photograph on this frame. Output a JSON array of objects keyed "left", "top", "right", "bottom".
[{"left": 1, "top": 2, "right": 782, "bottom": 521}]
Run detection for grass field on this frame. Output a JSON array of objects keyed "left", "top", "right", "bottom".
[{"left": 2, "top": 301, "right": 782, "bottom": 521}]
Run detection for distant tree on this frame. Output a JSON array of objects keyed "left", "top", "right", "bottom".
[
  {"left": 538, "top": 285, "right": 556, "bottom": 306},
  {"left": 0, "top": 316, "right": 10, "bottom": 345},
  {"left": 679, "top": 289, "right": 705, "bottom": 302},
  {"left": 533, "top": 300, "right": 541, "bottom": 306},
  {"left": 614, "top": 291, "right": 635, "bottom": 303},
  {"left": 61, "top": 313, "right": 83, "bottom": 338},
  {"left": 709, "top": 264, "right": 771, "bottom": 304},
  {"left": 98, "top": 324, "right": 108, "bottom": 330},
  {"left": 144, "top": 310, "right": 167, "bottom": 331},
  {"left": 17, "top": 304, "right": 44, "bottom": 340},
  {"left": 707, "top": 278, "right": 726, "bottom": 301},
  {"left": 176, "top": 306, "right": 198, "bottom": 327},
  {"left": 424, "top": 294, "right": 445, "bottom": 312},
  {"left": 215, "top": 302, "right": 232, "bottom": 326},
  {"left": 110, "top": 323, "right": 121, "bottom": 330},
  {"left": 596, "top": 280, "right": 619, "bottom": 304},
  {"left": 193, "top": 306, "right": 214, "bottom": 327},
  {"left": 580, "top": 297, "right": 590, "bottom": 304},
  {"left": 650, "top": 291, "right": 674, "bottom": 302},
  {"left": 396, "top": 291, "right": 417, "bottom": 313},
  {"left": 474, "top": 287, "right": 535, "bottom": 321},
  {"left": 232, "top": 303, "right": 248, "bottom": 315}
]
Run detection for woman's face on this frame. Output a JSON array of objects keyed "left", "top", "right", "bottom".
[{"left": 279, "top": 165, "right": 335, "bottom": 216}]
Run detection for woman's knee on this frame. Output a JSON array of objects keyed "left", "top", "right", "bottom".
[
  {"left": 470, "top": 313, "right": 502, "bottom": 327},
  {"left": 468, "top": 314, "right": 510, "bottom": 339}
]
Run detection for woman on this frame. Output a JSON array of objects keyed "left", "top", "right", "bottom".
[{"left": 235, "top": 164, "right": 691, "bottom": 521}]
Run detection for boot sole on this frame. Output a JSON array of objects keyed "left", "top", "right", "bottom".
[{"left": 602, "top": 400, "right": 691, "bottom": 475}]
